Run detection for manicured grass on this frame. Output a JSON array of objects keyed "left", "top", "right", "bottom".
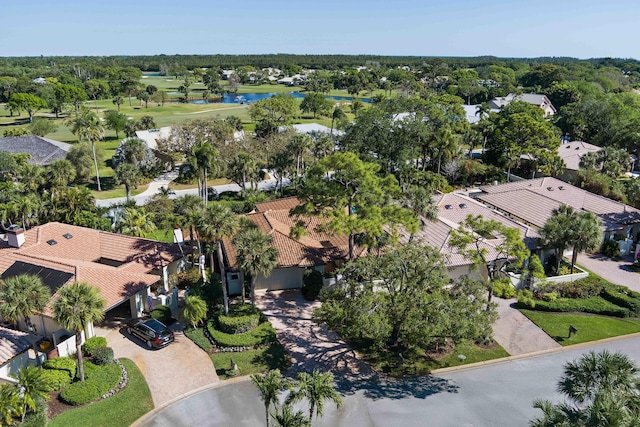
[
  {"left": 520, "top": 309, "right": 640, "bottom": 346},
  {"left": 350, "top": 339, "right": 509, "bottom": 377},
  {"left": 48, "top": 358, "right": 153, "bottom": 427},
  {"left": 211, "top": 342, "right": 289, "bottom": 380}
]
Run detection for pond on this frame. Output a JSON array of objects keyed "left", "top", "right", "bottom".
[{"left": 174, "top": 92, "right": 372, "bottom": 104}]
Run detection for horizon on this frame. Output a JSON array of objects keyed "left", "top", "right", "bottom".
[{"left": 3, "top": 0, "right": 640, "bottom": 59}]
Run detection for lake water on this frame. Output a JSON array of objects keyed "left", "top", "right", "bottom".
[{"left": 171, "top": 92, "right": 371, "bottom": 104}]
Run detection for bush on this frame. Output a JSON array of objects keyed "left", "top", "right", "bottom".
[
  {"left": 93, "top": 346, "right": 115, "bottom": 365},
  {"left": 301, "top": 269, "right": 324, "bottom": 301},
  {"left": 20, "top": 395, "right": 48, "bottom": 427},
  {"left": 530, "top": 296, "right": 630, "bottom": 318},
  {"left": 517, "top": 289, "right": 536, "bottom": 308},
  {"left": 60, "top": 362, "right": 121, "bottom": 406},
  {"left": 492, "top": 279, "right": 517, "bottom": 299},
  {"left": 217, "top": 200, "right": 249, "bottom": 214},
  {"left": 184, "top": 327, "right": 212, "bottom": 352},
  {"left": 43, "top": 357, "right": 76, "bottom": 377},
  {"left": 541, "top": 292, "right": 558, "bottom": 302},
  {"left": 601, "top": 285, "right": 640, "bottom": 316},
  {"left": 172, "top": 268, "right": 203, "bottom": 289},
  {"left": 40, "top": 369, "right": 72, "bottom": 392},
  {"left": 208, "top": 321, "right": 276, "bottom": 347},
  {"left": 541, "top": 277, "right": 605, "bottom": 299},
  {"left": 83, "top": 336, "right": 107, "bottom": 357},
  {"left": 218, "top": 313, "right": 260, "bottom": 334},
  {"left": 601, "top": 239, "right": 621, "bottom": 258},
  {"left": 149, "top": 305, "right": 172, "bottom": 324}
]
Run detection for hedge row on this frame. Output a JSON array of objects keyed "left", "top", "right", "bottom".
[
  {"left": 60, "top": 362, "right": 121, "bottom": 406},
  {"left": 217, "top": 313, "right": 260, "bottom": 334},
  {"left": 184, "top": 327, "right": 212, "bottom": 352},
  {"left": 601, "top": 285, "right": 640, "bottom": 316},
  {"left": 207, "top": 321, "right": 276, "bottom": 347},
  {"left": 43, "top": 357, "right": 76, "bottom": 378},
  {"left": 518, "top": 296, "right": 630, "bottom": 318}
]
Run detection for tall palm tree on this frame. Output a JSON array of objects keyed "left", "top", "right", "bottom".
[
  {"left": 0, "top": 383, "right": 21, "bottom": 425},
  {"left": 48, "top": 159, "right": 77, "bottom": 197},
  {"left": 330, "top": 106, "right": 346, "bottom": 136},
  {"left": 287, "top": 134, "right": 313, "bottom": 176},
  {"left": 271, "top": 403, "right": 310, "bottom": 427},
  {"left": 114, "top": 163, "right": 141, "bottom": 203},
  {"left": 251, "top": 369, "right": 289, "bottom": 427},
  {"left": 531, "top": 350, "right": 640, "bottom": 427},
  {"left": 235, "top": 229, "right": 278, "bottom": 309},
  {"left": 286, "top": 370, "right": 343, "bottom": 422},
  {"left": 112, "top": 96, "right": 123, "bottom": 112},
  {"left": 196, "top": 203, "right": 239, "bottom": 315},
  {"left": 539, "top": 204, "right": 577, "bottom": 274},
  {"left": 190, "top": 141, "right": 220, "bottom": 205},
  {"left": 173, "top": 194, "right": 204, "bottom": 245},
  {"left": 13, "top": 366, "right": 50, "bottom": 422},
  {"left": 68, "top": 109, "right": 105, "bottom": 191},
  {"left": 0, "top": 274, "right": 51, "bottom": 367},
  {"left": 53, "top": 282, "right": 105, "bottom": 382},
  {"left": 179, "top": 295, "right": 207, "bottom": 328},
  {"left": 568, "top": 211, "right": 602, "bottom": 273},
  {"left": 433, "top": 127, "right": 459, "bottom": 174},
  {"left": 115, "top": 207, "right": 157, "bottom": 238}
]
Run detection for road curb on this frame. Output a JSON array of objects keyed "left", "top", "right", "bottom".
[
  {"left": 130, "top": 375, "right": 253, "bottom": 427},
  {"left": 431, "top": 331, "right": 640, "bottom": 375}
]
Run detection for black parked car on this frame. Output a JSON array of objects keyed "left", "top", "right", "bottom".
[{"left": 126, "top": 318, "right": 174, "bottom": 349}]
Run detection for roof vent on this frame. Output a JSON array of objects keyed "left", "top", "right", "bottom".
[
  {"left": 445, "top": 204, "right": 453, "bottom": 210},
  {"left": 575, "top": 147, "right": 580, "bottom": 150},
  {"left": 566, "top": 145, "right": 571, "bottom": 149},
  {"left": 46, "top": 239, "right": 57, "bottom": 246},
  {"left": 558, "top": 186, "right": 564, "bottom": 190},
  {"left": 459, "top": 203, "right": 468, "bottom": 209},
  {"left": 547, "top": 187, "right": 554, "bottom": 191},
  {"left": 62, "top": 233, "right": 73, "bottom": 239}
]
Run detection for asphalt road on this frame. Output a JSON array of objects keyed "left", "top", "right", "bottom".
[{"left": 138, "top": 335, "right": 640, "bottom": 427}]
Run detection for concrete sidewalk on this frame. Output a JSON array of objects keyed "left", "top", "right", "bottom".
[{"left": 492, "top": 297, "right": 561, "bottom": 355}]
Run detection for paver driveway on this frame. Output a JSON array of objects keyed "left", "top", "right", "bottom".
[
  {"left": 578, "top": 253, "right": 639, "bottom": 291},
  {"left": 97, "top": 321, "right": 218, "bottom": 407}
]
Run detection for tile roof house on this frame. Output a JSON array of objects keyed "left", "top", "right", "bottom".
[
  {"left": 0, "top": 136, "right": 71, "bottom": 166},
  {"left": 488, "top": 93, "right": 557, "bottom": 117},
  {"left": 556, "top": 141, "right": 602, "bottom": 180},
  {"left": 0, "top": 222, "right": 188, "bottom": 348},
  {"left": 475, "top": 177, "right": 640, "bottom": 255},
  {"left": 222, "top": 197, "right": 361, "bottom": 293},
  {"left": 0, "top": 326, "right": 33, "bottom": 381},
  {"left": 397, "top": 192, "right": 538, "bottom": 280}
]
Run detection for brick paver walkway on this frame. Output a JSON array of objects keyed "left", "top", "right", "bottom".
[{"left": 577, "top": 253, "right": 639, "bottom": 292}]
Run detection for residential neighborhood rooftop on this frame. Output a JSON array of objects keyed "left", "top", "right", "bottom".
[
  {"left": 0, "top": 135, "right": 71, "bottom": 166},
  {"left": 0, "top": 327, "right": 31, "bottom": 366},
  {"left": 557, "top": 141, "right": 602, "bottom": 171}
]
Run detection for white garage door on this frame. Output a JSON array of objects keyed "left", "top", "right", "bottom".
[{"left": 256, "top": 267, "right": 304, "bottom": 291}]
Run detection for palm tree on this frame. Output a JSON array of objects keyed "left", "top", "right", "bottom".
[
  {"left": 68, "top": 109, "right": 105, "bottom": 191},
  {"left": 286, "top": 134, "right": 313, "bottom": 177},
  {"left": 190, "top": 141, "right": 220, "bottom": 205},
  {"left": 196, "top": 203, "right": 239, "bottom": 315},
  {"left": 433, "top": 127, "right": 459, "bottom": 174},
  {"left": 568, "top": 211, "right": 603, "bottom": 273},
  {"left": 286, "top": 370, "right": 343, "bottom": 422},
  {"left": 0, "top": 274, "right": 51, "bottom": 368},
  {"left": 475, "top": 102, "right": 491, "bottom": 122},
  {"left": 53, "top": 282, "right": 105, "bottom": 382},
  {"left": 115, "top": 207, "right": 157, "bottom": 238},
  {"left": 114, "top": 163, "right": 141, "bottom": 203},
  {"left": 271, "top": 403, "right": 310, "bottom": 427},
  {"left": 330, "top": 106, "right": 346, "bottom": 136},
  {"left": 539, "top": 204, "right": 577, "bottom": 274},
  {"left": 173, "top": 194, "right": 204, "bottom": 244},
  {"left": 13, "top": 366, "right": 50, "bottom": 422},
  {"left": 112, "top": 96, "right": 124, "bottom": 112},
  {"left": 251, "top": 369, "right": 289, "bottom": 427},
  {"left": 403, "top": 186, "right": 437, "bottom": 242},
  {"left": 235, "top": 229, "right": 279, "bottom": 309},
  {"left": 48, "top": 159, "right": 77, "bottom": 196},
  {"left": 179, "top": 295, "right": 207, "bottom": 328},
  {"left": 0, "top": 383, "right": 21, "bottom": 425},
  {"left": 531, "top": 350, "right": 640, "bottom": 427}
]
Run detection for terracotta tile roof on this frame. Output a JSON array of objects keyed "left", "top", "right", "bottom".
[
  {"left": 478, "top": 177, "right": 640, "bottom": 232},
  {"left": 224, "top": 199, "right": 356, "bottom": 270},
  {"left": 0, "top": 327, "right": 31, "bottom": 366},
  {"left": 0, "top": 222, "right": 186, "bottom": 316}
]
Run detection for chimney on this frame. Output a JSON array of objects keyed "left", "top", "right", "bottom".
[{"left": 6, "top": 225, "right": 25, "bottom": 248}]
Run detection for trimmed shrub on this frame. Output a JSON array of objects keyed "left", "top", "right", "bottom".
[
  {"left": 208, "top": 321, "right": 276, "bottom": 347},
  {"left": 601, "top": 239, "right": 620, "bottom": 258},
  {"left": 531, "top": 296, "right": 630, "bottom": 318},
  {"left": 218, "top": 313, "right": 259, "bottom": 334},
  {"left": 60, "top": 362, "right": 121, "bottom": 406},
  {"left": 541, "top": 292, "right": 558, "bottom": 302},
  {"left": 601, "top": 285, "right": 640, "bottom": 316},
  {"left": 492, "top": 279, "right": 517, "bottom": 299},
  {"left": 541, "top": 276, "right": 605, "bottom": 299},
  {"left": 301, "top": 269, "right": 324, "bottom": 301},
  {"left": 40, "top": 368, "right": 72, "bottom": 392},
  {"left": 149, "top": 305, "right": 172, "bottom": 324},
  {"left": 82, "top": 336, "right": 107, "bottom": 357},
  {"left": 184, "top": 327, "right": 212, "bottom": 352},
  {"left": 517, "top": 289, "right": 536, "bottom": 308},
  {"left": 173, "top": 268, "right": 202, "bottom": 289},
  {"left": 43, "top": 357, "right": 76, "bottom": 377},
  {"left": 93, "top": 346, "right": 115, "bottom": 365}
]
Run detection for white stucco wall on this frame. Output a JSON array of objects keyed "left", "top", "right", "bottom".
[{"left": 0, "top": 352, "right": 30, "bottom": 380}]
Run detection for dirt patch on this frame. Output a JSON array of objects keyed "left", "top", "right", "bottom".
[
  {"left": 424, "top": 339, "right": 455, "bottom": 361},
  {"left": 47, "top": 391, "right": 74, "bottom": 419}
]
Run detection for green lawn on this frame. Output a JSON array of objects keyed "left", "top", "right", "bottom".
[
  {"left": 145, "top": 228, "right": 176, "bottom": 243},
  {"left": 520, "top": 309, "right": 640, "bottom": 346},
  {"left": 48, "top": 358, "right": 153, "bottom": 427},
  {"left": 350, "top": 339, "right": 509, "bottom": 377},
  {"left": 211, "top": 342, "right": 289, "bottom": 380}
]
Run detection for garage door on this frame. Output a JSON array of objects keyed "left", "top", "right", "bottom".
[{"left": 256, "top": 267, "right": 304, "bottom": 291}]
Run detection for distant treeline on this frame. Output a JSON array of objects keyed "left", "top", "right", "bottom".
[{"left": 1, "top": 54, "right": 640, "bottom": 75}]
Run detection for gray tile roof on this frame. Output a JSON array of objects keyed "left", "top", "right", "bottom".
[
  {"left": 0, "top": 326, "right": 31, "bottom": 366},
  {"left": 0, "top": 136, "right": 71, "bottom": 165},
  {"left": 477, "top": 177, "right": 640, "bottom": 232},
  {"left": 557, "top": 141, "right": 602, "bottom": 171}
]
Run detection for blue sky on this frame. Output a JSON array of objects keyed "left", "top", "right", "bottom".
[{"left": 2, "top": 0, "right": 639, "bottom": 58}]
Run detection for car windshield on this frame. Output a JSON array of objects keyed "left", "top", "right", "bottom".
[{"left": 145, "top": 319, "right": 170, "bottom": 336}]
